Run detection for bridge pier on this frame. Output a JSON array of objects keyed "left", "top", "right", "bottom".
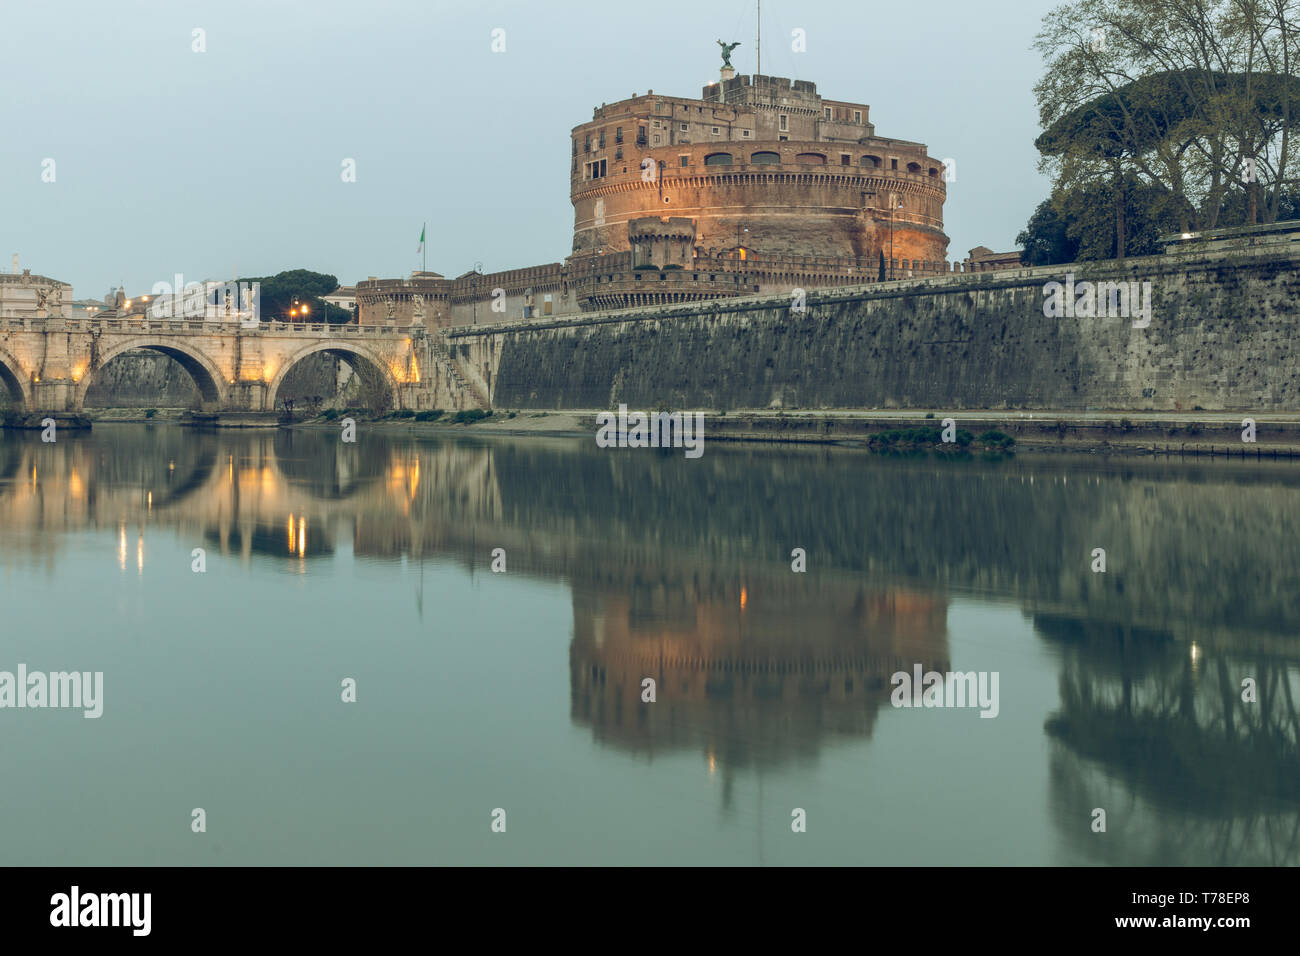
[
  {"left": 227, "top": 380, "right": 270, "bottom": 412},
  {"left": 31, "top": 378, "right": 79, "bottom": 414}
]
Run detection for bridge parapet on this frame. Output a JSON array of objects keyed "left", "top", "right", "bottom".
[{"left": 0, "top": 317, "right": 416, "bottom": 337}]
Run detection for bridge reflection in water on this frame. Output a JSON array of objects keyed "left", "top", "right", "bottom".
[{"left": 1, "top": 425, "right": 1297, "bottom": 864}]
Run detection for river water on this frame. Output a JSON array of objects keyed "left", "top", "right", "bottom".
[{"left": 1, "top": 424, "right": 1297, "bottom": 865}]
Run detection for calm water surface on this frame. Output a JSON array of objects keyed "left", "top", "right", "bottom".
[{"left": 2, "top": 424, "right": 1297, "bottom": 865}]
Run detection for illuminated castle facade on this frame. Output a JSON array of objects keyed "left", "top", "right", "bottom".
[{"left": 357, "top": 74, "right": 971, "bottom": 327}]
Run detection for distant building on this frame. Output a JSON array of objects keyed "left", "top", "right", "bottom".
[
  {"left": 67, "top": 298, "right": 109, "bottom": 321},
  {"left": 963, "top": 247, "right": 1023, "bottom": 272},
  {"left": 322, "top": 285, "right": 357, "bottom": 318},
  {"left": 0, "top": 268, "right": 72, "bottom": 319}
]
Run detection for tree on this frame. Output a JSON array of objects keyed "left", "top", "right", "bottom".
[
  {"left": 1034, "top": 0, "right": 1300, "bottom": 236},
  {"left": 1018, "top": 200, "right": 1078, "bottom": 265},
  {"left": 1018, "top": 177, "right": 1189, "bottom": 266},
  {"left": 239, "top": 269, "right": 353, "bottom": 324},
  {"left": 878, "top": 249, "right": 886, "bottom": 281}
]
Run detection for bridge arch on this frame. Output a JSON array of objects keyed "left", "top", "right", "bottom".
[
  {"left": 267, "top": 341, "right": 398, "bottom": 413},
  {"left": 0, "top": 348, "right": 32, "bottom": 409},
  {"left": 76, "top": 338, "right": 226, "bottom": 411}
]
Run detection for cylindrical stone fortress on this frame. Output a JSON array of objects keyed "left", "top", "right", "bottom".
[{"left": 570, "top": 74, "right": 950, "bottom": 268}]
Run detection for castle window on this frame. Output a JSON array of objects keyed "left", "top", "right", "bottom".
[
  {"left": 615, "top": 127, "right": 623, "bottom": 143},
  {"left": 795, "top": 152, "right": 826, "bottom": 164},
  {"left": 616, "top": 147, "right": 623, "bottom": 159},
  {"left": 891, "top": 158, "right": 898, "bottom": 170},
  {"left": 907, "top": 161, "right": 921, "bottom": 173},
  {"left": 652, "top": 120, "right": 660, "bottom": 129},
  {"left": 824, "top": 107, "right": 832, "bottom": 119},
  {"left": 750, "top": 151, "right": 780, "bottom": 165},
  {"left": 653, "top": 135, "right": 661, "bottom": 145},
  {"left": 854, "top": 110, "right": 862, "bottom": 123},
  {"left": 599, "top": 159, "right": 607, "bottom": 177},
  {"left": 779, "top": 114, "right": 788, "bottom": 131},
  {"left": 704, "top": 152, "right": 733, "bottom": 165},
  {"left": 742, "top": 129, "right": 750, "bottom": 137},
  {"left": 680, "top": 122, "right": 688, "bottom": 131},
  {"left": 929, "top": 167, "right": 938, "bottom": 177},
  {"left": 861, "top": 155, "right": 881, "bottom": 167},
  {"left": 841, "top": 154, "right": 851, "bottom": 165},
  {"left": 712, "top": 126, "right": 720, "bottom": 134},
  {"left": 572, "top": 139, "right": 577, "bottom": 156},
  {"left": 679, "top": 154, "right": 689, "bottom": 166},
  {"left": 599, "top": 130, "right": 605, "bottom": 148},
  {"left": 584, "top": 136, "right": 591, "bottom": 152}
]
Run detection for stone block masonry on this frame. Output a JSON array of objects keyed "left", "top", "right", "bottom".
[{"left": 447, "top": 239, "right": 1300, "bottom": 413}]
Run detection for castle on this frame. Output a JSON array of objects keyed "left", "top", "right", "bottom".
[{"left": 356, "top": 73, "right": 1006, "bottom": 328}]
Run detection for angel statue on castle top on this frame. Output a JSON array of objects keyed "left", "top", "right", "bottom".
[{"left": 717, "top": 39, "right": 740, "bottom": 69}]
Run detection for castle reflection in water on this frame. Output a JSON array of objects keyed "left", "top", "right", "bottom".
[{"left": 2, "top": 425, "right": 1298, "bottom": 864}]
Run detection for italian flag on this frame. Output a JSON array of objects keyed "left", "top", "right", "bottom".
[{"left": 416, "top": 225, "right": 425, "bottom": 255}]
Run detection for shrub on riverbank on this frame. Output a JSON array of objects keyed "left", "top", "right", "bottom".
[
  {"left": 870, "top": 427, "right": 973, "bottom": 448},
  {"left": 977, "top": 429, "right": 1016, "bottom": 450}
]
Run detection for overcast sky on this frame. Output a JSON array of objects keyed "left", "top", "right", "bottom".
[{"left": 1, "top": 0, "right": 1059, "bottom": 300}]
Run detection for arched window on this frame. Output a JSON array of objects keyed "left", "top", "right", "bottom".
[
  {"left": 860, "top": 155, "right": 882, "bottom": 168},
  {"left": 795, "top": 152, "right": 826, "bottom": 164},
  {"left": 907, "top": 162, "right": 922, "bottom": 174},
  {"left": 704, "top": 152, "right": 733, "bottom": 166},
  {"left": 750, "top": 151, "right": 780, "bottom": 165}
]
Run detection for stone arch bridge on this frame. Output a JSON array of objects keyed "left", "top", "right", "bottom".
[{"left": 0, "top": 315, "right": 484, "bottom": 415}]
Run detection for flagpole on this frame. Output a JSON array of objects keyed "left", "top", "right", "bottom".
[{"left": 422, "top": 221, "right": 427, "bottom": 274}]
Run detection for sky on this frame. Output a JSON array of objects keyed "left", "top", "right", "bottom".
[{"left": 1, "top": 0, "right": 1060, "bottom": 300}]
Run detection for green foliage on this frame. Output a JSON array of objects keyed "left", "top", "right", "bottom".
[
  {"left": 1018, "top": 176, "right": 1188, "bottom": 264},
  {"left": 391, "top": 408, "right": 416, "bottom": 419},
  {"left": 977, "top": 429, "right": 1016, "bottom": 449},
  {"left": 238, "top": 269, "right": 353, "bottom": 324},
  {"left": 1036, "top": 70, "right": 1300, "bottom": 164},
  {"left": 321, "top": 408, "right": 341, "bottom": 420},
  {"left": 414, "top": 409, "right": 444, "bottom": 422},
  {"left": 1033, "top": 2, "right": 1300, "bottom": 233},
  {"left": 1017, "top": 200, "right": 1079, "bottom": 266},
  {"left": 144, "top": 408, "right": 157, "bottom": 419},
  {"left": 452, "top": 409, "right": 489, "bottom": 424}
]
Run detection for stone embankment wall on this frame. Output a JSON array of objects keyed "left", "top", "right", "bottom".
[{"left": 445, "top": 241, "right": 1300, "bottom": 413}]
